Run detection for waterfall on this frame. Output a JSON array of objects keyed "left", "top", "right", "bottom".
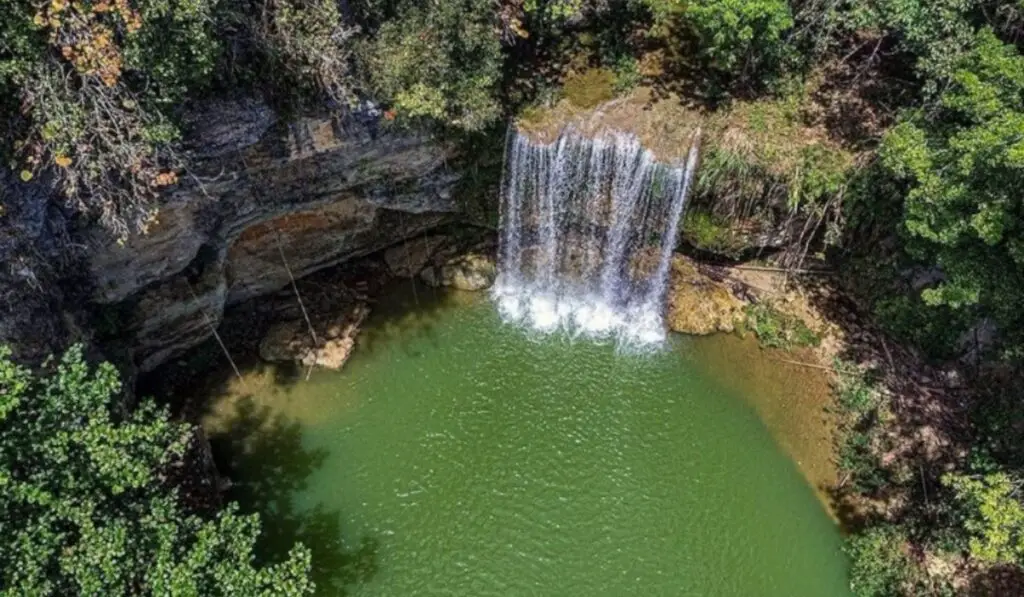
[{"left": 494, "top": 126, "right": 700, "bottom": 347}]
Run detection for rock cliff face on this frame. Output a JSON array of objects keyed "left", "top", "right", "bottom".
[
  {"left": 86, "top": 99, "right": 461, "bottom": 371},
  {"left": 0, "top": 169, "right": 71, "bottom": 364}
]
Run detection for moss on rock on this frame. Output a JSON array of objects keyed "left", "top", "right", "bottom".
[{"left": 666, "top": 256, "right": 743, "bottom": 335}]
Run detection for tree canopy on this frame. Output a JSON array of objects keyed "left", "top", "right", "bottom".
[{"left": 0, "top": 345, "right": 313, "bottom": 595}]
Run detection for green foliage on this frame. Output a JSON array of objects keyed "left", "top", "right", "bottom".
[
  {"left": 361, "top": 0, "right": 503, "bottom": 131},
  {"left": 944, "top": 472, "right": 1024, "bottom": 565},
  {"left": 972, "top": 381, "right": 1024, "bottom": 469},
  {"left": 845, "top": 525, "right": 915, "bottom": 597},
  {"left": 832, "top": 358, "right": 890, "bottom": 493},
  {"left": 682, "top": 210, "right": 731, "bottom": 251},
  {"left": 0, "top": 0, "right": 220, "bottom": 239},
  {"left": 637, "top": 0, "right": 795, "bottom": 86},
  {"left": 879, "top": 28, "right": 1024, "bottom": 350},
  {"left": 685, "top": 0, "right": 794, "bottom": 77},
  {"left": 611, "top": 55, "right": 642, "bottom": 93},
  {"left": 0, "top": 345, "right": 313, "bottom": 595},
  {"left": 524, "top": 0, "right": 586, "bottom": 21},
  {"left": 833, "top": 357, "right": 881, "bottom": 415},
  {"left": 250, "top": 0, "right": 358, "bottom": 106},
  {"left": 694, "top": 97, "right": 855, "bottom": 242},
  {"left": 873, "top": 294, "right": 969, "bottom": 360},
  {"left": 124, "top": 0, "right": 221, "bottom": 107},
  {"left": 838, "top": 428, "right": 890, "bottom": 493},
  {"left": 743, "top": 302, "right": 820, "bottom": 349}
]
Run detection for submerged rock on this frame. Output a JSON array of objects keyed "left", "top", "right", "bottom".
[
  {"left": 259, "top": 303, "right": 371, "bottom": 370},
  {"left": 421, "top": 253, "right": 497, "bottom": 291},
  {"left": 666, "top": 256, "right": 743, "bottom": 335}
]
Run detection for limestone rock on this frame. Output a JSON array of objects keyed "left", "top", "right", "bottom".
[
  {"left": 82, "top": 97, "right": 461, "bottom": 371},
  {"left": 384, "top": 235, "right": 450, "bottom": 278},
  {"left": 666, "top": 256, "right": 743, "bottom": 335},
  {"left": 260, "top": 303, "right": 371, "bottom": 370},
  {"left": 130, "top": 265, "right": 228, "bottom": 372},
  {"left": 421, "top": 253, "right": 497, "bottom": 291}
]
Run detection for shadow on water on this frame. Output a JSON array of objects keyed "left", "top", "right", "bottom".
[
  {"left": 207, "top": 395, "right": 379, "bottom": 596},
  {"left": 143, "top": 256, "right": 482, "bottom": 420},
  {"left": 795, "top": 273, "right": 971, "bottom": 534},
  {"left": 353, "top": 279, "right": 478, "bottom": 360},
  {"left": 138, "top": 256, "right": 491, "bottom": 596}
]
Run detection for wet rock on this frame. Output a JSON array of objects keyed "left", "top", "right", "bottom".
[
  {"left": 384, "top": 235, "right": 451, "bottom": 278},
  {"left": 666, "top": 256, "right": 744, "bottom": 335},
  {"left": 421, "top": 253, "right": 497, "bottom": 291},
  {"left": 259, "top": 303, "right": 370, "bottom": 370}
]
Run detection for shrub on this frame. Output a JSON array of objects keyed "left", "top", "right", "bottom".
[
  {"left": 944, "top": 472, "right": 1024, "bottom": 566},
  {"left": 524, "top": 0, "right": 586, "bottom": 22},
  {"left": 743, "top": 301, "right": 820, "bottom": 349},
  {"left": 611, "top": 55, "right": 642, "bottom": 93},
  {"left": 685, "top": 0, "right": 794, "bottom": 77},
  {"left": 1, "top": 0, "right": 219, "bottom": 240},
  {"left": 0, "top": 345, "right": 313, "bottom": 595},
  {"left": 838, "top": 427, "right": 890, "bottom": 493},
  {"left": 361, "top": 0, "right": 503, "bottom": 131},
  {"left": 845, "top": 525, "right": 915, "bottom": 597},
  {"left": 682, "top": 210, "right": 731, "bottom": 251},
  {"left": 637, "top": 0, "right": 795, "bottom": 86},
  {"left": 251, "top": 0, "right": 359, "bottom": 106},
  {"left": 832, "top": 358, "right": 891, "bottom": 492},
  {"left": 833, "top": 358, "right": 881, "bottom": 416}
]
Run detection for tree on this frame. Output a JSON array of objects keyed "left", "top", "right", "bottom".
[
  {"left": 358, "top": 0, "right": 504, "bottom": 131},
  {"left": 0, "top": 0, "right": 219, "bottom": 241},
  {"left": 844, "top": 525, "right": 915, "bottom": 597},
  {"left": 637, "top": 0, "right": 794, "bottom": 87},
  {"left": 0, "top": 0, "right": 360, "bottom": 240},
  {"left": 879, "top": 28, "right": 1024, "bottom": 351},
  {"left": 945, "top": 472, "right": 1024, "bottom": 566},
  {"left": 0, "top": 345, "right": 313, "bottom": 596}
]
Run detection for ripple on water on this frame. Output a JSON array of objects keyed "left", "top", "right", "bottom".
[{"left": 202, "top": 290, "right": 852, "bottom": 597}]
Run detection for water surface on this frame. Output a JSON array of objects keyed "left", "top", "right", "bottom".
[{"left": 203, "top": 289, "right": 851, "bottom": 596}]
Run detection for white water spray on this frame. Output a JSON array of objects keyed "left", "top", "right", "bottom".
[{"left": 494, "top": 127, "right": 700, "bottom": 347}]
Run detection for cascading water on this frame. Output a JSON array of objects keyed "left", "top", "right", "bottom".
[{"left": 493, "top": 126, "right": 700, "bottom": 346}]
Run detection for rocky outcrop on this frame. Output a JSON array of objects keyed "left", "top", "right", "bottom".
[
  {"left": 0, "top": 170, "right": 73, "bottom": 364},
  {"left": 85, "top": 99, "right": 461, "bottom": 371},
  {"left": 260, "top": 303, "right": 370, "bottom": 370},
  {"left": 421, "top": 252, "right": 497, "bottom": 291},
  {"left": 666, "top": 256, "right": 743, "bottom": 335},
  {"left": 384, "top": 235, "right": 451, "bottom": 278}
]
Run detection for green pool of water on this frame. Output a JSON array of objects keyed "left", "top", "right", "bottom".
[{"left": 203, "top": 290, "right": 851, "bottom": 596}]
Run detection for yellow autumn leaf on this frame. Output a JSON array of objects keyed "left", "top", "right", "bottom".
[
  {"left": 55, "top": 155, "right": 73, "bottom": 168},
  {"left": 20, "top": 170, "right": 33, "bottom": 182}
]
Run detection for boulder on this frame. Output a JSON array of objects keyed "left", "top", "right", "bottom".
[
  {"left": 421, "top": 253, "right": 497, "bottom": 291},
  {"left": 259, "top": 303, "right": 370, "bottom": 370},
  {"left": 666, "top": 256, "right": 743, "bottom": 335}
]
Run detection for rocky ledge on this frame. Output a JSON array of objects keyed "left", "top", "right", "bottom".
[
  {"left": 83, "top": 99, "right": 462, "bottom": 372},
  {"left": 666, "top": 256, "right": 744, "bottom": 335}
]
